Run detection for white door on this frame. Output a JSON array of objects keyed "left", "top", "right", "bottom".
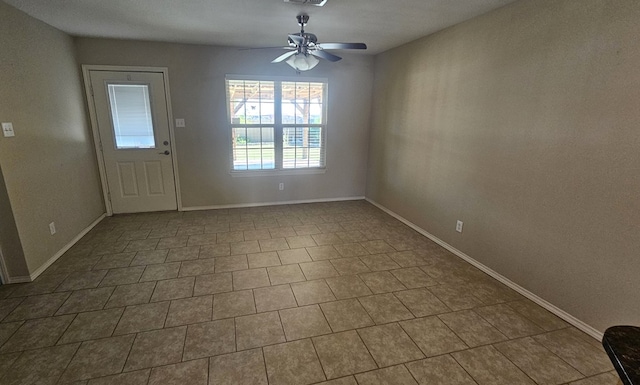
[{"left": 89, "top": 70, "right": 177, "bottom": 213}]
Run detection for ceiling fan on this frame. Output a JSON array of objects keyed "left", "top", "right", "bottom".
[{"left": 270, "top": 14, "right": 367, "bottom": 71}]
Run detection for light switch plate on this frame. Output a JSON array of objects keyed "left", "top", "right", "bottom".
[
  {"left": 2, "top": 122, "right": 15, "bottom": 137},
  {"left": 175, "top": 119, "right": 185, "bottom": 128}
]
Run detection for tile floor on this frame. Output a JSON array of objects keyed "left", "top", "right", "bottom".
[{"left": 0, "top": 200, "right": 617, "bottom": 385}]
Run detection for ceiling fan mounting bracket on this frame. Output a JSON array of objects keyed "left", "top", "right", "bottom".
[{"left": 297, "top": 14, "right": 310, "bottom": 27}]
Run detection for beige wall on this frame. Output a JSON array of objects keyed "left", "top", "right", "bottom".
[
  {"left": 0, "top": 2, "right": 105, "bottom": 276},
  {"left": 367, "top": 0, "right": 640, "bottom": 332},
  {"left": 75, "top": 38, "right": 374, "bottom": 208}
]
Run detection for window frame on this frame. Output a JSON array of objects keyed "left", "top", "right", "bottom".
[{"left": 226, "top": 75, "right": 328, "bottom": 176}]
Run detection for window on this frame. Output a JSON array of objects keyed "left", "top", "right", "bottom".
[
  {"left": 226, "top": 77, "right": 327, "bottom": 172},
  {"left": 108, "top": 84, "right": 156, "bottom": 149}
]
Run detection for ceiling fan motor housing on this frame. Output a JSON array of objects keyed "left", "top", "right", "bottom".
[{"left": 289, "top": 33, "right": 317, "bottom": 46}]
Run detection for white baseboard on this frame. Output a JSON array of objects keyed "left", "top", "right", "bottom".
[
  {"left": 365, "top": 198, "right": 603, "bottom": 341},
  {"left": 181, "top": 196, "right": 366, "bottom": 211},
  {"left": 5, "top": 275, "right": 32, "bottom": 284},
  {"left": 26, "top": 213, "right": 107, "bottom": 282}
]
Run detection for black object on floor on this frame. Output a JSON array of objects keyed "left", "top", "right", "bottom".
[{"left": 603, "top": 325, "right": 640, "bottom": 385}]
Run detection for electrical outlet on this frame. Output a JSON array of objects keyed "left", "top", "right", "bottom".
[
  {"left": 278, "top": 183, "right": 284, "bottom": 191},
  {"left": 49, "top": 222, "right": 56, "bottom": 235},
  {"left": 456, "top": 220, "right": 463, "bottom": 233},
  {"left": 175, "top": 118, "right": 185, "bottom": 128}
]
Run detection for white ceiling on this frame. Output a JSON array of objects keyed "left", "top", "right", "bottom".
[{"left": 5, "top": 0, "right": 518, "bottom": 55}]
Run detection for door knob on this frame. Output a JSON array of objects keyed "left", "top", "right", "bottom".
[
  {"left": 159, "top": 150, "right": 170, "bottom": 155},
  {"left": 163, "top": 141, "right": 169, "bottom": 146}
]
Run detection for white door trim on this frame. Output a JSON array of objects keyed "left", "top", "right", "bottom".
[
  {"left": 82, "top": 65, "right": 182, "bottom": 215},
  {"left": 0, "top": 246, "right": 9, "bottom": 285}
]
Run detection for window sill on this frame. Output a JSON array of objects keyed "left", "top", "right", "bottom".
[{"left": 230, "top": 168, "right": 327, "bottom": 177}]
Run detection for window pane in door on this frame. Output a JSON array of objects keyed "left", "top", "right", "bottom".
[{"left": 108, "top": 84, "right": 156, "bottom": 149}]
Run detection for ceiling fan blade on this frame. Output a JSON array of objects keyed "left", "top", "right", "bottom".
[
  {"left": 288, "top": 34, "right": 304, "bottom": 45},
  {"left": 239, "top": 46, "right": 293, "bottom": 51},
  {"left": 316, "top": 42, "right": 367, "bottom": 50},
  {"left": 310, "top": 49, "right": 342, "bottom": 62},
  {"left": 272, "top": 51, "right": 297, "bottom": 63}
]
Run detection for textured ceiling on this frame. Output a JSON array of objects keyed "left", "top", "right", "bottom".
[{"left": 4, "top": 0, "right": 518, "bottom": 54}]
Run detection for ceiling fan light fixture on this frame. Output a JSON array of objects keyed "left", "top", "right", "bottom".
[{"left": 285, "top": 53, "right": 319, "bottom": 71}]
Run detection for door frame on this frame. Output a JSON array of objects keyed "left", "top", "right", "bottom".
[
  {"left": 0, "top": 246, "right": 9, "bottom": 284},
  {"left": 82, "top": 65, "right": 182, "bottom": 215}
]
